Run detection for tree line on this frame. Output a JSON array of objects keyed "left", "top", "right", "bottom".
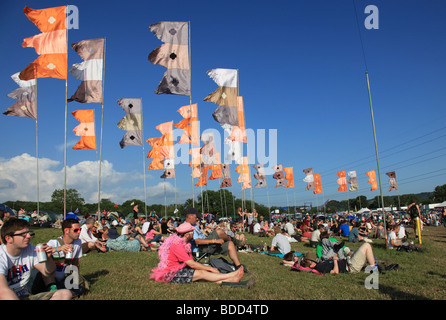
[{"left": 4, "top": 183, "right": 446, "bottom": 219}]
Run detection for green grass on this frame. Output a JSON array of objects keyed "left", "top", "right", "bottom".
[{"left": 30, "top": 225, "right": 446, "bottom": 300}]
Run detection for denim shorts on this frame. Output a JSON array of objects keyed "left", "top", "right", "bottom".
[{"left": 171, "top": 267, "right": 195, "bottom": 284}]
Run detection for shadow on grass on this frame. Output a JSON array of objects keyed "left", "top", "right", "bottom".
[
  {"left": 377, "top": 284, "right": 430, "bottom": 300},
  {"left": 84, "top": 269, "right": 109, "bottom": 286}
]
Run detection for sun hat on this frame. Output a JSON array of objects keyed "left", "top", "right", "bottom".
[
  {"left": 176, "top": 222, "right": 195, "bottom": 234},
  {"left": 304, "top": 252, "right": 318, "bottom": 263}
]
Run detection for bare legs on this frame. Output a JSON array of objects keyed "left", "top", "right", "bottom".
[{"left": 192, "top": 266, "right": 244, "bottom": 284}]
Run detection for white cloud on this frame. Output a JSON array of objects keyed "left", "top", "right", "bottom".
[{"left": 0, "top": 153, "right": 189, "bottom": 205}]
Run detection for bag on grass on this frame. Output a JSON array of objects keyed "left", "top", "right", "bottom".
[{"left": 209, "top": 257, "right": 236, "bottom": 274}]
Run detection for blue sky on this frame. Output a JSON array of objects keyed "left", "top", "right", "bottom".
[{"left": 1, "top": 0, "right": 445, "bottom": 210}]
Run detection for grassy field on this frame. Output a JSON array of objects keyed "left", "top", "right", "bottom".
[{"left": 30, "top": 225, "right": 446, "bottom": 301}]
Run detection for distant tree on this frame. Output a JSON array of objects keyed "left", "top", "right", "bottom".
[
  {"left": 50, "top": 188, "right": 85, "bottom": 213},
  {"left": 432, "top": 184, "right": 446, "bottom": 203}
]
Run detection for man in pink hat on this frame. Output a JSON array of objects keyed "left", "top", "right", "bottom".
[{"left": 150, "top": 222, "right": 244, "bottom": 284}]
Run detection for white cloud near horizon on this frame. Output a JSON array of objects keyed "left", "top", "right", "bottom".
[{"left": 0, "top": 153, "right": 187, "bottom": 205}]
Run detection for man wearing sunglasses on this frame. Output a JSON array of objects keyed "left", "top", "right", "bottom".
[
  {"left": 0, "top": 218, "right": 73, "bottom": 300},
  {"left": 45, "top": 218, "right": 83, "bottom": 295}
]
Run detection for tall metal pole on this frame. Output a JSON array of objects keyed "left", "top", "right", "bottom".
[{"left": 365, "top": 71, "right": 387, "bottom": 247}]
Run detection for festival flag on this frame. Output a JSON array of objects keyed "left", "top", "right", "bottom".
[
  {"left": 253, "top": 164, "right": 267, "bottom": 188},
  {"left": 72, "top": 109, "right": 96, "bottom": 150},
  {"left": 160, "top": 158, "right": 175, "bottom": 179},
  {"left": 195, "top": 166, "right": 208, "bottom": 187},
  {"left": 284, "top": 167, "right": 294, "bottom": 189},
  {"left": 117, "top": 98, "right": 143, "bottom": 148},
  {"left": 366, "top": 170, "right": 378, "bottom": 191},
  {"left": 19, "top": 6, "right": 67, "bottom": 80},
  {"left": 347, "top": 171, "right": 359, "bottom": 191},
  {"left": 220, "top": 163, "right": 232, "bottom": 188},
  {"left": 68, "top": 38, "right": 105, "bottom": 103},
  {"left": 336, "top": 170, "right": 348, "bottom": 192},
  {"left": 204, "top": 68, "right": 239, "bottom": 126},
  {"left": 236, "top": 156, "right": 251, "bottom": 190},
  {"left": 3, "top": 72, "right": 37, "bottom": 119},
  {"left": 174, "top": 104, "right": 199, "bottom": 146},
  {"left": 147, "top": 121, "right": 174, "bottom": 174},
  {"left": 303, "top": 168, "right": 315, "bottom": 190},
  {"left": 386, "top": 171, "right": 398, "bottom": 191},
  {"left": 272, "top": 164, "right": 286, "bottom": 188},
  {"left": 313, "top": 173, "right": 323, "bottom": 194},
  {"left": 148, "top": 21, "right": 190, "bottom": 95}
]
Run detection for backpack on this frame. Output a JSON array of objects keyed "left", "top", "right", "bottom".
[
  {"left": 209, "top": 257, "right": 236, "bottom": 274},
  {"left": 409, "top": 205, "right": 418, "bottom": 219}
]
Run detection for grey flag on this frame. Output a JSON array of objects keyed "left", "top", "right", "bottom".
[
  {"left": 119, "top": 131, "right": 143, "bottom": 149},
  {"left": 149, "top": 21, "right": 188, "bottom": 45},
  {"left": 155, "top": 68, "right": 190, "bottom": 96}
]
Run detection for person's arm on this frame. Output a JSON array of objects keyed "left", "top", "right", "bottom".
[
  {"left": 34, "top": 244, "right": 57, "bottom": 278},
  {"left": 194, "top": 237, "right": 224, "bottom": 245},
  {"left": 184, "top": 259, "right": 219, "bottom": 273},
  {"left": 0, "top": 274, "right": 19, "bottom": 300},
  {"left": 330, "top": 259, "right": 339, "bottom": 274}
]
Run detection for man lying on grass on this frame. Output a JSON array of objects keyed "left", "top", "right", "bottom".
[
  {"left": 150, "top": 222, "right": 244, "bottom": 284},
  {"left": 283, "top": 243, "right": 378, "bottom": 274}
]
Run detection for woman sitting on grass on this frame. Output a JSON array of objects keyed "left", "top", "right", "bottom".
[{"left": 150, "top": 222, "right": 244, "bottom": 284}]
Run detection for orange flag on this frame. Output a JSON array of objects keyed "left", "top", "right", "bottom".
[
  {"left": 313, "top": 173, "right": 323, "bottom": 194},
  {"left": 72, "top": 110, "right": 96, "bottom": 150},
  {"left": 19, "top": 6, "right": 67, "bottom": 80},
  {"left": 366, "top": 170, "right": 378, "bottom": 191},
  {"left": 175, "top": 104, "right": 199, "bottom": 146},
  {"left": 336, "top": 170, "right": 348, "bottom": 192},
  {"left": 284, "top": 167, "right": 294, "bottom": 188}
]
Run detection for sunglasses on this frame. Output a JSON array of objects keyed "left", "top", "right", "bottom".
[
  {"left": 69, "top": 228, "right": 82, "bottom": 233},
  {"left": 8, "top": 231, "right": 35, "bottom": 238}
]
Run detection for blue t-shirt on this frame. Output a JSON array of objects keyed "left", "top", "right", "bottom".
[
  {"left": 339, "top": 224, "right": 350, "bottom": 236},
  {"left": 191, "top": 224, "right": 206, "bottom": 252}
]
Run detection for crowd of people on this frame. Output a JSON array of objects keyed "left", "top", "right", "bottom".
[{"left": 1, "top": 202, "right": 445, "bottom": 300}]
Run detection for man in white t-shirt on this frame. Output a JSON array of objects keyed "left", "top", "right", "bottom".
[
  {"left": 46, "top": 218, "right": 83, "bottom": 291},
  {"left": 0, "top": 218, "right": 73, "bottom": 300},
  {"left": 284, "top": 219, "right": 296, "bottom": 236},
  {"left": 79, "top": 217, "right": 106, "bottom": 254},
  {"left": 270, "top": 228, "right": 291, "bottom": 255}
]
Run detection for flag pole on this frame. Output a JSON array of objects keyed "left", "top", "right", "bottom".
[
  {"left": 365, "top": 71, "right": 387, "bottom": 246},
  {"left": 97, "top": 38, "right": 106, "bottom": 217},
  {"left": 141, "top": 98, "right": 148, "bottom": 218},
  {"left": 35, "top": 84, "right": 40, "bottom": 216},
  {"left": 63, "top": 8, "right": 69, "bottom": 219},
  {"left": 187, "top": 21, "right": 196, "bottom": 208}
]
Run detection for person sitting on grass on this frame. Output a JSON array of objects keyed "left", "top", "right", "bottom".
[
  {"left": 269, "top": 227, "right": 291, "bottom": 255},
  {"left": 349, "top": 222, "right": 373, "bottom": 243},
  {"left": 185, "top": 208, "right": 247, "bottom": 272},
  {"left": 0, "top": 218, "right": 73, "bottom": 300},
  {"left": 150, "top": 222, "right": 244, "bottom": 284},
  {"left": 79, "top": 218, "right": 107, "bottom": 254}
]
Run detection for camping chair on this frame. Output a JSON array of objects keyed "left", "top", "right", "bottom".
[{"left": 194, "top": 243, "right": 223, "bottom": 264}]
